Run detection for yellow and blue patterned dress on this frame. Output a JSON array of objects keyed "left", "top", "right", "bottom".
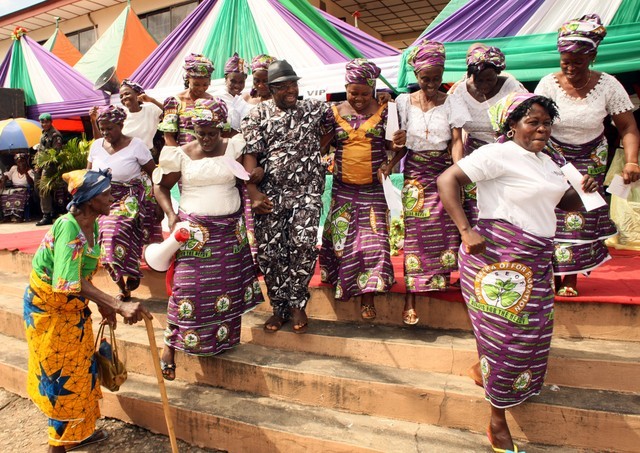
[{"left": 24, "top": 213, "right": 102, "bottom": 447}]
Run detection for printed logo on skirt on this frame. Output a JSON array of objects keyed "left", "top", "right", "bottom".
[{"left": 470, "top": 262, "right": 534, "bottom": 325}]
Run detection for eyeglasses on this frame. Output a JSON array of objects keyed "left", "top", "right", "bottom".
[{"left": 270, "top": 81, "right": 298, "bottom": 92}]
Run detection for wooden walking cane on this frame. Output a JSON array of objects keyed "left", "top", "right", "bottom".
[{"left": 143, "top": 313, "right": 179, "bottom": 453}]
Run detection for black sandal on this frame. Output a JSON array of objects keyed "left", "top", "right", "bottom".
[
  {"left": 160, "top": 360, "right": 176, "bottom": 381},
  {"left": 66, "top": 428, "right": 109, "bottom": 451}
]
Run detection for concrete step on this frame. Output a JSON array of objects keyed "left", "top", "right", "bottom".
[
  {"left": 2, "top": 249, "right": 638, "bottom": 342},
  {"left": 241, "top": 312, "right": 640, "bottom": 394},
  {"left": 2, "top": 285, "right": 639, "bottom": 452},
  {"left": 1, "top": 272, "right": 639, "bottom": 394},
  {"left": 0, "top": 331, "right": 572, "bottom": 453}
]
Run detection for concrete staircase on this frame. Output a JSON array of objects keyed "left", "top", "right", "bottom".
[{"left": 0, "top": 248, "right": 638, "bottom": 452}]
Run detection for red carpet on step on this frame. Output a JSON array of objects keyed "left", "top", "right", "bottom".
[{"left": 2, "top": 229, "right": 638, "bottom": 305}]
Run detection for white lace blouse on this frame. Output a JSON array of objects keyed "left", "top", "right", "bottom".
[
  {"left": 448, "top": 77, "right": 528, "bottom": 144},
  {"left": 396, "top": 93, "right": 469, "bottom": 151},
  {"left": 535, "top": 72, "right": 634, "bottom": 144},
  {"left": 153, "top": 134, "right": 245, "bottom": 216}
]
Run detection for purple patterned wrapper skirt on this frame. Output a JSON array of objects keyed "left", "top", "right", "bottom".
[
  {"left": 546, "top": 136, "right": 615, "bottom": 274},
  {"left": 98, "top": 181, "right": 146, "bottom": 282},
  {"left": 402, "top": 150, "right": 460, "bottom": 292},
  {"left": 459, "top": 219, "right": 554, "bottom": 409},
  {"left": 165, "top": 209, "right": 263, "bottom": 356},
  {"left": 319, "top": 180, "right": 394, "bottom": 300}
]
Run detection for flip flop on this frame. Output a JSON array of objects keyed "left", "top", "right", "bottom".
[
  {"left": 66, "top": 428, "right": 109, "bottom": 451},
  {"left": 160, "top": 360, "right": 176, "bottom": 381},
  {"left": 263, "top": 315, "right": 288, "bottom": 333},
  {"left": 487, "top": 424, "right": 523, "bottom": 453}
]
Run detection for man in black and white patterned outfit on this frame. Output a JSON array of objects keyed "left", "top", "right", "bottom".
[{"left": 241, "top": 60, "right": 329, "bottom": 334}]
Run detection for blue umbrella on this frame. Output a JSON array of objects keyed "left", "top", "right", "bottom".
[{"left": 0, "top": 118, "right": 42, "bottom": 150}]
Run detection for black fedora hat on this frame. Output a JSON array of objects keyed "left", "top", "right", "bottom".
[{"left": 268, "top": 60, "right": 301, "bottom": 84}]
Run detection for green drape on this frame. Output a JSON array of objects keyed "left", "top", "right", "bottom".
[
  {"left": 277, "top": 0, "right": 363, "bottom": 59},
  {"left": 610, "top": 0, "right": 640, "bottom": 25},
  {"left": 397, "top": 22, "right": 640, "bottom": 91},
  {"left": 203, "top": 0, "right": 268, "bottom": 80},
  {"left": 9, "top": 42, "right": 36, "bottom": 105}
]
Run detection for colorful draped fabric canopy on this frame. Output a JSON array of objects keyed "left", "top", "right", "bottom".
[
  {"left": 130, "top": 0, "right": 399, "bottom": 99},
  {"left": 0, "top": 30, "right": 107, "bottom": 119},
  {"left": 42, "top": 22, "right": 82, "bottom": 67},
  {"left": 74, "top": 4, "right": 157, "bottom": 84},
  {"left": 397, "top": 0, "right": 640, "bottom": 90}
]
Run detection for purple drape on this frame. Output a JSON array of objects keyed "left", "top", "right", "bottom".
[
  {"left": 27, "top": 97, "right": 109, "bottom": 120},
  {"left": 0, "top": 42, "right": 13, "bottom": 86},
  {"left": 25, "top": 36, "right": 106, "bottom": 106},
  {"left": 319, "top": 10, "right": 399, "bottom": 58},
  {"left": 268, "top": 0, "right": 347, "bottom": 64},
  {"left": 421, "top": 0, "right": 546, "bottom": 43},
  {"left": 129, "top": 0, "right": 217, "bottom": 89}
]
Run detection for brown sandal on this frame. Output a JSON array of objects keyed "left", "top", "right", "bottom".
[
  {"left": 291, "top": 309, "right": 308, "bottom": 334},
  {"left": 402, "top": 308, "right": 419, "bottom": 325},
  {"left": 360, "top": 304, "right": 376, "bottom": 320},
  {"left": 264, "top": 315, "right": 288, "bottom": 333}
]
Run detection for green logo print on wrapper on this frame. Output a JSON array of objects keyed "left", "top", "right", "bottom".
[
  {"left": 216, "top": 295, "right": 231, "bottom": 313},
  {"left": 113, "top": 195, "right": 139, "bottom": 218},
  {"left": 357, "top": 270, "right": 372, "bottom": 290},
  {"left": 469, "top": 262, "right": 534, "bottom": 325},
  {"left": 183, "top": 329, "right": 200, "bottom": 350},
  {"left": 178, "top": 299, "right": 195, "bottom": 319},
  {"left": 483, "top": 278, "right": 521, "bottom": 309},
  {"left": 564, "top": 212, "right": 584, "bottom": 231},
  {"left": 513, "top": 370, "right": 533, "bottom": 391},
  {"left": 554, "top": 244, "right": 574, "bottom": 264},
  {"left": 330, "top": 204, "right": 351, "bottom": 258}
]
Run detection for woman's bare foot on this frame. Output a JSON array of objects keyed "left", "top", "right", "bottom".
[{"left": 467, "top": 362, "right": 483, "bottom": 387}]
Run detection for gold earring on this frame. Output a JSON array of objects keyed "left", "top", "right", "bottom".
[{"left": 506, "top": 129, "right": 515, "bottom": 138}]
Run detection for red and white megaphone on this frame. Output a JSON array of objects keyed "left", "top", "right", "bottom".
[{"left": 143, "top": 221, "right": 191, "bottom": 272}]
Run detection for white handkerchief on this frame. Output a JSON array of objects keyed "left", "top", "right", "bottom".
[
  {"left": 560, "top": 163, "right": 607, "bottom": 212},
  {"left": 385, "top": 101, "right": 399, "bottom": 141},
  {"left": 224, "top": 155, "right": 250, "bottom": 180},
  {"left": 382, "top": 175, "right": 402, "bottom": 218},
  {"left": 606, "top": 174, "right": 631, "bottom": 199}
]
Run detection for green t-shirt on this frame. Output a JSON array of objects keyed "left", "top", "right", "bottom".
[{"left": 31, "top": 213, "right": 101, "bottom": 294}]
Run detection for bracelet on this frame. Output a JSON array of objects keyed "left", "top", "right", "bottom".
[{"left": 625, "top": 162, "right": 639, "bottom": 167}]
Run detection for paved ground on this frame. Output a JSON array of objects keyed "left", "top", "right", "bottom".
[
  {"left": 0, "top": 388, "right": 221, "bottom": 452},
  {"left": 0, "top": 219, "right": 42, "bottom": 234}
]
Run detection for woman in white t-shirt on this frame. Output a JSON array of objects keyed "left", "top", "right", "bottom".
[
  {"left": 437, "top": 93, "right": 597, "bottom": 453},
  {"left": 88, "top": 105, "right": 155, "bottom": 302},
  {"left": 153, "top": 98, "right": 263, "bottom": 380}
]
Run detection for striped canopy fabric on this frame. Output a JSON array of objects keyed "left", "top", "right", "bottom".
[
  {"left": 0, "top": 31, "right": 107, "bottom": 119},
  {"left": 74, "top": 4, "right": 158, "bottom": 84},
  {"left": 397, "top": 0, "right": 640, "bottom": 91},
  {"left": 43, "top": 26, "right": 82, "bottom": 67},
  {"left": 129, "top": 0, "right": 400, "bottom": 100}
]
